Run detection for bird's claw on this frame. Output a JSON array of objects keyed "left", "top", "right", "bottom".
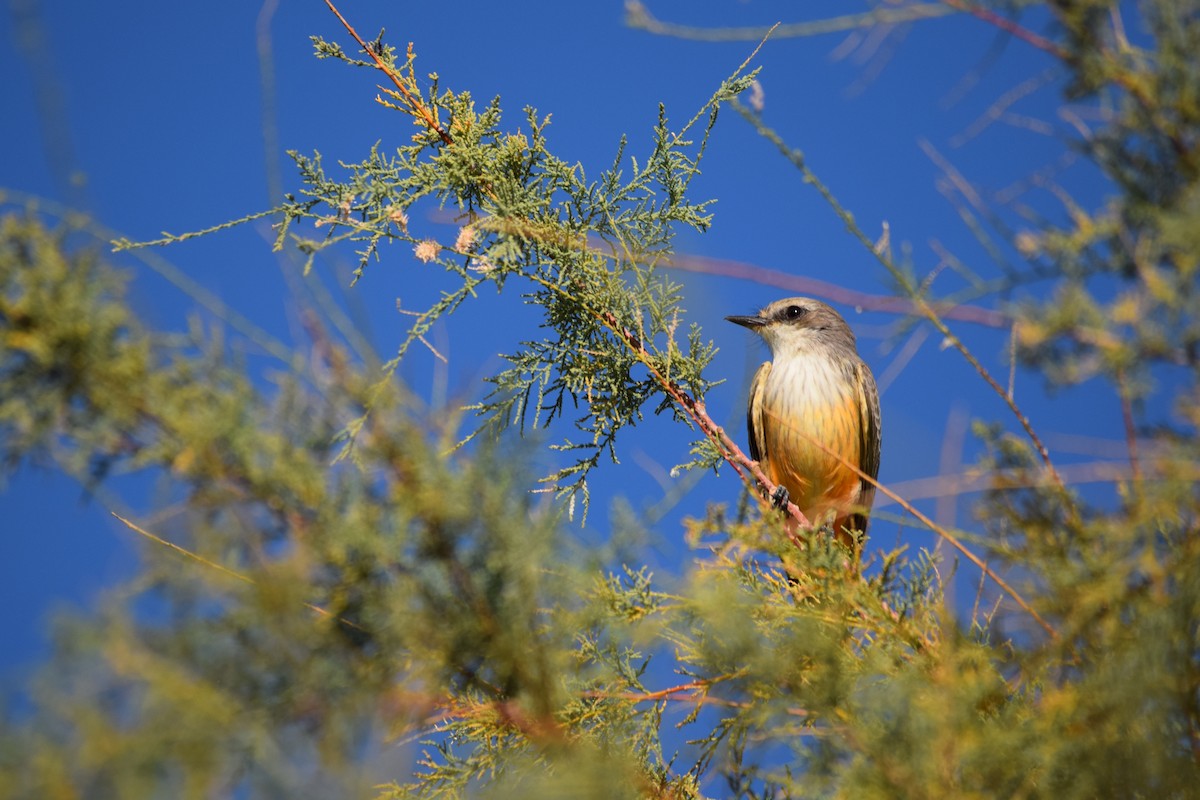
[{"left": 770, "top": 485, "right": 790, "bottom": 510}]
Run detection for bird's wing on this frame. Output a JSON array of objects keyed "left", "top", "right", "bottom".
[
  {"left": 852, "top": 359, "right": 882, "bottom": 535},
  {"left": 746, "top": 361, "right": 772, "bottom": 465}
]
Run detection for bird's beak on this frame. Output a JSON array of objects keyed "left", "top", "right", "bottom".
[{"left": 726, "top": 314, "right": 768, "bottom": 330}]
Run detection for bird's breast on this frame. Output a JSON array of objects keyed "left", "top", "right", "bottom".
[{"left": 759, "top": 353, "right": 862, "bottom": 512}]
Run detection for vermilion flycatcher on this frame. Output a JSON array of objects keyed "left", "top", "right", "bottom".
[{"left": 727, "top": 297, "right": 882, "bottom": 544}]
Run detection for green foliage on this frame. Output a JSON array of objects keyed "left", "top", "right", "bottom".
[
  {"left": 268, "top": 37, "right": 746, "bottom": 514},
  {"left": 4, "top": 2, "right": 1200, "bottom": 798},
  {"left": 1020, "top": 1, "right": 1200, "bottom": 393},
  {"left": 0, "top": 216, "right": 149, "bottom": 478}
]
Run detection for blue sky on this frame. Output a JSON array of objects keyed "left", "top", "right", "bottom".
[{"left": 2, "top": 1, "right": 1141, "bottom": 698}]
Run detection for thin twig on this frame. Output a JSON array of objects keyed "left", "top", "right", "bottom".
[
  {"left": 787, "top": 442, "right": 1059, "bottom": 640},
  {"left": 970, "top": 558, "right": 988, "bottom": 628},
  {"left": 586, "top": 679, "right": 711, "bottom": 704},
  {"left": 1008, "top": 322, "right": 1018, "bottom": 400},
  {"left": 663, "top": 252, "right": 1008, "bottom": 327},
  {"left": 322, "top": 0, "right": 453, "bottom": 145},
  {"left": 1116, "top": 365, "right": 1142, "bottom": 488},
  {"left": 950, "top": 68, "right": 1059, "bottom": 148},
  {"left": 939, "top": 0, "right": 1067, "bottom": 58},
  {"left": 627, "top": 1, "right": 983, "bottom": 41},
  {"left": 112, "top": 512, "right": 367, "bottom": 632},
  {"left": 876, "top": 458, "right": 1200, "bottom": 507},
  {"left": 935, "top": 403, "right": 969, "bottom": 608},
  {"left": 583, "top": 679, "right": 814, "bottom": 719},
  {"left": 875, "top": 325, "right": 930, "bottom": 396},
  {"left": 0, "top": 190, "right": 300, "bottom": 368}
]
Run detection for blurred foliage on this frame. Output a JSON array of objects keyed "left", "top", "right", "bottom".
[{"left": 3, "top": 1, "right": 1200, "bottom": 798}]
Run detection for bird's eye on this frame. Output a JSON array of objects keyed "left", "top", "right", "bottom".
[{"left": 784, "top": 305, "right": 806, "bottom": 320}]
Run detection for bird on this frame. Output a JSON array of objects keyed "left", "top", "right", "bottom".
[{"left": 727, "top": 297, "right": 881, "bottom": 546}]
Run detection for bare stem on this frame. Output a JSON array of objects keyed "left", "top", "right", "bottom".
[{"left": 322, "top": 0, "right": 453, "bottom": 145}]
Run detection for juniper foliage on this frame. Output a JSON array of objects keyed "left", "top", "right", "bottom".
[
  {"left": 265, "top": 33, "right": 746, "bottom": 515},
  {"left": 3, "top": 2, "right": 1200, "bottom": 798}
]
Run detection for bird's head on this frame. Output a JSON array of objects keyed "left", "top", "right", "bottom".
[{"left": 726, "top": 297, "right": 857, "bottom": 357}]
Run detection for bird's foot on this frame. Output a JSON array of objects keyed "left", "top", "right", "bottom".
[{"left": 770, "top": 485, "right": 790, "bottom": 510}]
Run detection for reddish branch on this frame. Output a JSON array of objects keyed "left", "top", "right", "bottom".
[
  {"left": 939, "top": 0, "right": 1068, "bottom": 59},
  {"left": 598, "top": 311, "right": 813, "bottom": 537},
  {"left": 323, "top": 0, "right": 453, "bottom": 146},
  {"left": 664, "top": 253, "right": 1009, "bottom": 328},
  {"left": 584, "top": 679, "right": 812, "bottom": 718}
]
